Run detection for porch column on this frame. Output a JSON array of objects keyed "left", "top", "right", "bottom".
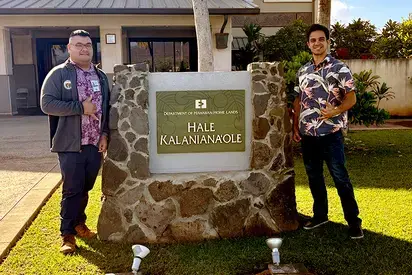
[
  {"left": 313, "top": 0, "right": 320, "bottom": 24},
  {"left": 0, "top": 27, "right": 15, "bottom": 115},
  {"left": 211, "top": 16, "right": 233, "bottom": 72},
  {"left": 99, "top": 26, "right": 123, "bottom": 77}
]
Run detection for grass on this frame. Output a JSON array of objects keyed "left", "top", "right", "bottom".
[{"left": 1, "top": 130, "right": 412, "bottom": 275}]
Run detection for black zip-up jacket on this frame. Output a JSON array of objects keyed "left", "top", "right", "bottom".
[{"left": 40, "top": 60, "right": 110, "bottom": 152}]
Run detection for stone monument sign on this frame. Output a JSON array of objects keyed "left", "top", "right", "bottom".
[{"left": 98, "top": 63, "right": 299, "bottom": 243}]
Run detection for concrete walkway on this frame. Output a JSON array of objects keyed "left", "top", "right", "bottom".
[
  {"left": 0, "top": 116, "right": 61, "bottom": 261},
  {"left": 349, "top": 119, "right": 412, "bottom": 130}
]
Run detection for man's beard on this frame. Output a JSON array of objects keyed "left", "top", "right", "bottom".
[{"left": 312, "top": 48, "right": 326, "bottom": 56}]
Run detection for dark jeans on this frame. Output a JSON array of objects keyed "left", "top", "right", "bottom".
[
  {"left": 301, "top": 130, "right": 361, "bottom": 227},
  {"left": 58, "top": 145, "right": 101, "bottom": 236}
]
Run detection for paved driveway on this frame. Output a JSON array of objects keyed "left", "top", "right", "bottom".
[{"left": 0, "top": 116, "right": 58, "bottom": 220}]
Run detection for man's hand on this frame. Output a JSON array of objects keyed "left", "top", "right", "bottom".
[
  {"left": 82, "top": 96, "right": 98, "bottom": 120},
  {"left": 320, "top": 102, "right": 339, "bottom": 120},
  {"left": 98, "top": 135, "right": 108, "bottom": 153},
  {"left": 293, "top": 128, "right": 302, "bottom": 143},
  {"left": 292, "top": 97, "right": 302, "bottom": 143}
]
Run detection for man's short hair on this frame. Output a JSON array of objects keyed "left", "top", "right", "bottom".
[
  {"left": 306, "top": 24, "right": 330, "bottom": 41},
  {"left": 69, "top": 30, "right": 91, "bottom": 39}
]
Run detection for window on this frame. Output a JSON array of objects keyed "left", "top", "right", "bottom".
[
  {"left": 51, "top": 45, "right": 69, "bottom": 67},
  {"left": 130, "top": 41, "right": 191, "bottom": 72}
]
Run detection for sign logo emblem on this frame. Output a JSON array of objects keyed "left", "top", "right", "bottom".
[
  {"left": 63, "top": 80, "right": 72, "bottom": 90},
  {"left": 195, "top": 99, "right": 207, "bottom": 109}
]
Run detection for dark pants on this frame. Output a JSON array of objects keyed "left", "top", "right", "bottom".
[
  {"left": 58, "top": 145, "right": 101, "bottom": 236},
  {"left": 301, "top": 130, "right": 361, "bottom": 227}
]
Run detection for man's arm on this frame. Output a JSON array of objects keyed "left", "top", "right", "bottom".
[
  {"left": 292, "top": 96, "right": 302, "bottom": 142},
  {"left": 320, "top": 91, "right": 356, "bottom": 120},
  {"left": 101, "top": 74, "right": 110, "bottom": 137},
  {"left": 40, "top": 68, "right": 84, "bottom": 116},
  {"left": 292, "top": 70, "right": 303, "bottom": 142},
  {"left": 98, "top": 74, "right": 110, "bottom": 153},
  {"left": 321, "top": 64, "right": 357, "bottom": 119},
  {"left": 337, "top": 90, "right": 356, "bottom": 112}
]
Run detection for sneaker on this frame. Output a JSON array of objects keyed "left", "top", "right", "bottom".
[
  {"left": 303, "top": 218, "right": 329, "bottom": 230},
  {"left": 75, "top": 223, "right": 96, "bottom": 239},
  {"left": 60, "top": 234, "right": 76, "bottom": 254},
  {"left": 349, "top": 226, "right": 364, "bottom": 239}
]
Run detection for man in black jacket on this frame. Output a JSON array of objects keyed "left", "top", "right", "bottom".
[{"left": 41, "top": 30, "right": 110, "bottom": 254}]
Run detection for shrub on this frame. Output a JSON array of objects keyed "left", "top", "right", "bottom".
[
  {"left": 282, "top": 51, "right": 312, "bottom": 107},
  {"left": 349, "top": 70, "right": 393, "bottom": 126}
]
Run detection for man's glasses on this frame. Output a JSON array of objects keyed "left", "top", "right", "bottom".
[
  {"left": 71, "top": 43, "right": 93, "bottom": 50},
  {"left": 309, "top": 37, "right": 327, "bottom": 43}
]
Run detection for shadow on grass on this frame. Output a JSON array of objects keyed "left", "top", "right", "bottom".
[{"left": 77, "top": 218, "right": 412, "bottom": 275}]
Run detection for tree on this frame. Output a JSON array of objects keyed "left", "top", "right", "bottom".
[
  {"left": 398, "top": 18, "right": 412, "bottom": 58},
  {"left": 330, "top": 22, "right": 348, "bottom": 58},
  {"left": 317, "top": 0, "right": 331, "bottom": 29},
  {"left": 330, "top": 19, "right": 378, "bottom": 59},
  {"left": 232, "top": 23, "right": 264, "bottom": 70},
  {"left": 343, "top": 19, "right": 377, "bottom": 58},
  {"left": 192, "top": 0, "right": 214, "bottom": 71},
  {"left": 372, "top": 18, "right": 412, "bottom": 58},
  {"left": 242, "top": 23, "right": 265, "bottom": 59},
  {"left": 263, "top": 20, "right": 310, "bottom": 62},
  {"left": 372, "top": 20, "right": 403, "bottom": 58}
]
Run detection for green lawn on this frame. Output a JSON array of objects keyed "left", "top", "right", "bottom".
[{"left": 1, "top": 130, "right": 411, "bottom": 275}]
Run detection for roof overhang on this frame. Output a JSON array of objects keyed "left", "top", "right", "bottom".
[{"left": 0, "top": 8, "right": 260, "bottom": 15}]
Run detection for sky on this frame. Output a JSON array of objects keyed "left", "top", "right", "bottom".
[{"left": 331, "top": 0, "right": 412, "bottom": 30}]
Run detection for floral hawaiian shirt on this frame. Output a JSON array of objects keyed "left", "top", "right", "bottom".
[
  {"left": 294, "top": 54, "right": 356, "bottom": 137},
  {"left": 70, "top": 60, "right": 102, "bottom": 146}
]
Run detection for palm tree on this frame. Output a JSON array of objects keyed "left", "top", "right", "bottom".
[
  {"left": 192, "top": 0, "right": 214, "bottom": 71},
  {"left": 317, "top": 0, "right": 331, "bottom": 29},
  {"left": 242, "top": 23, "right": 263, "bottom": 48},
  {"left": 373, "top": 83, "right": 395, "bottom": 109},
  {"left": 242, "top": 23, "right": 264, "bottom": 60},
  {"left": 353, "top": 70, "right": 380, "bottom": 90}
]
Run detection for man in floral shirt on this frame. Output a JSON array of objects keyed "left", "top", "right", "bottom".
[
  {"left": 41, "top": 30, "right": 110, "bottom": 253},
  {"left": 293, "top": 24, "right": 363, "bottom": 239}
]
